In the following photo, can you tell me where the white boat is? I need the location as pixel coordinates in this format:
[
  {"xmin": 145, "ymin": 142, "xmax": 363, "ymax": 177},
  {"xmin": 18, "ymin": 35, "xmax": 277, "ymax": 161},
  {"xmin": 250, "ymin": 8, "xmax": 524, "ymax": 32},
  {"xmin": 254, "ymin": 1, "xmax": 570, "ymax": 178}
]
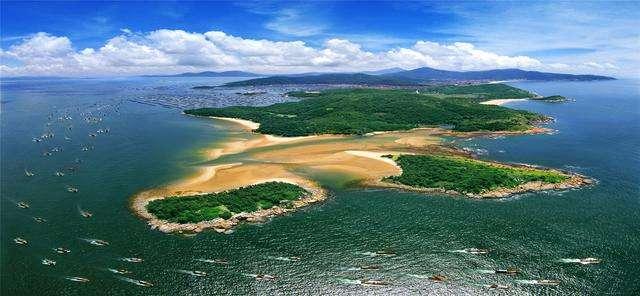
[
  {"xmin": 88, "ymin": 239, "xmax": 109, "ymax": 246},
  {"xmin": 14, "ymin": 237, "xmax": 28, "ymax": 245},
  {"xmin": 254, "ymin": 274, "xmax": 276, "ymax": 280},
  {"xmin": 54, "ymin": 247, "xmax": 71, "ymax": 254},
  {"xmin": 55, "ymin": 171, "xmax": 65, "ymax": 177},
  {"xmin": 465, "ymin": 248, "xmax": 490, "ymax": 254},
  {"xmin": 67, "ymin": 186, "xmax": 79, "ymax": 193},
  {"xmin": 107, "ymin": 268, "xmax": 131, "ymax": 274},
  {"xmin": 80, "ymin": 211, "xmax": 93, "ymax": 218},
  {"xmin": 25, "ymin": 170, "xmax": 35, "ymax": 177},
  {"xmin": 495, "ymin": 268, "xmax": 519, "ymax": 275},
  {"xmin": 42, "ymin": 259, "xmax": 56, "ymax": 266},
  {"xmin": 361, "ymin": 279, "xmax": 388, "ymax": 286},
  {"xmin": 121, "ymin": 257, "xmax": 143, "ymax": 263},
  {"xmin": 17, "ymin": 201, "xmax": 30, "ymax": 209},
  {"xmin": 579, "ymin": 257, "xmax": 601, "ymax": 265},
  {"xmin": 535, "ymin": 279, "xmax": 561, "ymax": 286},
  {"xmin": 33, "ymin": 217, "xmax": 47, "ymax": 223},
  {"xmin": 487, "ymin": 284, "xmax": 509, "ymax": 289},
  {"xmin": 65, "ymin": 276, "xmax": 90, "ymax": 283}
]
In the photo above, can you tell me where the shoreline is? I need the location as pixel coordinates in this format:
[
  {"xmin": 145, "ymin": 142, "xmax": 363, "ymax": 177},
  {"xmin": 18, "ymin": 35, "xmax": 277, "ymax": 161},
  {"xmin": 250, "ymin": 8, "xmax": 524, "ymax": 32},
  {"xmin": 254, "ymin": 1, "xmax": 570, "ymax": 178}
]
[
  {"xmin": 480, "ymin": 98, "xmax": 528, "ymax": 105},
  {"xmin": 131, "ymin": 116, "xmax": 590, "ymax": 234}
]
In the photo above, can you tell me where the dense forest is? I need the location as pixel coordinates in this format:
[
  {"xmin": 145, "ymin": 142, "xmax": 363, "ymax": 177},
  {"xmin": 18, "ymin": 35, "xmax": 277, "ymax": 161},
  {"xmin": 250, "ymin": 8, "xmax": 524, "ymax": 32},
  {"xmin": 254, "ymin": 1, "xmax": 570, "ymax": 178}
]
[
  {"xmin": 185, "ymin": 86, "xmax": 547, "ymax": 136},
  {"xmin": 146, "ymin": 182, "xmax": 307, "ymax": 223},
  {"xmin": 421, "ymin": 83, "xmax": 534, "ymax": 100},
  {"xmin": 384, "ymin": 154, "xmax": 568, "ymax": 194},
  {"xmin": 530, "ymin": 95, "xmax": 567, "ymax": 102}
]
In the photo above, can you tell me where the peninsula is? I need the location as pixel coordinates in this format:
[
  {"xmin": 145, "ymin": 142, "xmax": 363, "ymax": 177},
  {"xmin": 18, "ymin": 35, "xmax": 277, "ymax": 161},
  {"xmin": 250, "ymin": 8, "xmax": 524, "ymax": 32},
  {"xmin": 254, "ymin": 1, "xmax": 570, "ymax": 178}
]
[{"xmin": 132, "ymin": 84, "xmax": 592, "ymax": 233}]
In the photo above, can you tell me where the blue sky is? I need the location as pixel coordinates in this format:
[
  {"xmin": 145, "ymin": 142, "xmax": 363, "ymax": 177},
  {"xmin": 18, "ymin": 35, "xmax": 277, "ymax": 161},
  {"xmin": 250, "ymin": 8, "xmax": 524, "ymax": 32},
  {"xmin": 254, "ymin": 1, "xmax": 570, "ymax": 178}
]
[{"xmin": 1, "ymin": 1, "xmax": 638, "ymax": 77}]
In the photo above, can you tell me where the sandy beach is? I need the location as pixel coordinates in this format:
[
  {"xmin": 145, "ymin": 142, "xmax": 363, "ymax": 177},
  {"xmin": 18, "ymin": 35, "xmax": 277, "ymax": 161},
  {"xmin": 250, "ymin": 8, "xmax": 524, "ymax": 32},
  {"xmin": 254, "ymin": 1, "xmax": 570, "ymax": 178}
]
[{"xmin": 480, "ymin": 98, "xmax": 528, "ymax": 105}]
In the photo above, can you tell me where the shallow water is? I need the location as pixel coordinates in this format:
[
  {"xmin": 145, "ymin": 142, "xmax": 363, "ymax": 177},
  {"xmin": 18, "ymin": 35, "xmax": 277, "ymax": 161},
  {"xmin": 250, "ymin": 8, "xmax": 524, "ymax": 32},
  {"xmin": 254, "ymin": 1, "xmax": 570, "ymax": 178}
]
[{"xmin": 1, "ymin": 78, "xmax": 639, "ymax": 295}]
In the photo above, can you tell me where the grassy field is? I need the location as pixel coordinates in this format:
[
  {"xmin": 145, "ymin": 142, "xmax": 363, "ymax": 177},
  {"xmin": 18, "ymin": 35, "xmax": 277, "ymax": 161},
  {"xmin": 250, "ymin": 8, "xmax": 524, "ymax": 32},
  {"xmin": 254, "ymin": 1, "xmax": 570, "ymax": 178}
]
[
  {"xmin": 185, "ymin": 85, "xmax": 546, "ymax": 136},
  {"xmin": 384, "ymin": 154, "xmax": 568, "ymax": 194},
  {"xmin": 146, "ymin": 182, "xmax": 307, "ymax": 223}
]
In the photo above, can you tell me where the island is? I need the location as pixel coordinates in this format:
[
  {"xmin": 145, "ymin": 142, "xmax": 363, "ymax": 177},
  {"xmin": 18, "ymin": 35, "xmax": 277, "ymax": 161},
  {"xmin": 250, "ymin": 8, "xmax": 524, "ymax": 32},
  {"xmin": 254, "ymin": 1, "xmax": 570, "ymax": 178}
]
[
  {"xmin": 531, "ymin": 95, "xmax": 569, "ymax": 102},
  {"xmin": 131, "ymin": 83, "xmax": 592, "ymax": 233}
]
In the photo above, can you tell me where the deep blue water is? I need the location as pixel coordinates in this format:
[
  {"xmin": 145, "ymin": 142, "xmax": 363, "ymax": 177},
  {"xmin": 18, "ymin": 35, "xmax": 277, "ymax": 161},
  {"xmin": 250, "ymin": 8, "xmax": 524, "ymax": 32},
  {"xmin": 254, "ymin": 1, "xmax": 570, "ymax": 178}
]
[{"xmin": 1, "ymin": 78, "xmax": 638, "ymax": 295}]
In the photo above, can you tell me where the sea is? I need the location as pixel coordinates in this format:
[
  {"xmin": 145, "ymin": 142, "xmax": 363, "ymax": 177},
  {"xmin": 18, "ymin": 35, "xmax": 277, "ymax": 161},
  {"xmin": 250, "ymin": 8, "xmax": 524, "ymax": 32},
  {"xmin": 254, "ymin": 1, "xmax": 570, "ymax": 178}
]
[{"xmin": 1, "ymin": 77, "xmax": 638, "ymax": 295}]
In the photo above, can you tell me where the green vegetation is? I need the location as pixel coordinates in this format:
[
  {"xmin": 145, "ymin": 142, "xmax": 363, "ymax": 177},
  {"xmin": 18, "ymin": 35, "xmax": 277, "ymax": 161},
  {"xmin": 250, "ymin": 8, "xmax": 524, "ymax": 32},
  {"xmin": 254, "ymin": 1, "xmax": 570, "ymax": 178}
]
[
  {"xmin": 146, "ymin": 182, "xmax": 307, "ymax": 223},
  {"xmin": 384, "ymin": 154, "xmax": 569, "ymax": 194},
  {"xmin": 531, "ymin": 95, "xmax": 567, "ymax": 102},
  {"xmin": 185, "ymin": 86, "xmax": 547, "ymax": 136},
  {"xmin": 421, "ymin": 84, "xmax": 534, "ymax": 100},
  {"xmin": 224, "ymin": 73, "xmax": 418, "ymax": 87}
]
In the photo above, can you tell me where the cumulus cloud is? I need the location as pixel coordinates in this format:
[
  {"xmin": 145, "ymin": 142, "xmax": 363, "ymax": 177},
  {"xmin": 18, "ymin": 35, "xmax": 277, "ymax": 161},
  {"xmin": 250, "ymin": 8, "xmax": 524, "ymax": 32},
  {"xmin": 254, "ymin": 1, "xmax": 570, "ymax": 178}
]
[{"xmin": 0, "ymin": 29, "xmax": 567, "ymax": 77}]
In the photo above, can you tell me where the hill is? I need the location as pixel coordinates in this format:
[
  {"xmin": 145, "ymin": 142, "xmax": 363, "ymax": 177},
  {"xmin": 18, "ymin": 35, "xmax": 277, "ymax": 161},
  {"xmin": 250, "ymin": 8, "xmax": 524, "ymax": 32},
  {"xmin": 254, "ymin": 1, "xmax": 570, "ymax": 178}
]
[
  {"xmin": 385, "ymin": 67, "xmax": 614, "ymax": 82},
  {"xmin": 223, "ymin": 73, "xmax": 418, "ymax": 87},
  {"xmin": 144, "ymin": 71, "xmax": 262, "ymax": 77},
  {"xmin": 184, "ymin": 85, "xmax": 547, "ymax": 136}
]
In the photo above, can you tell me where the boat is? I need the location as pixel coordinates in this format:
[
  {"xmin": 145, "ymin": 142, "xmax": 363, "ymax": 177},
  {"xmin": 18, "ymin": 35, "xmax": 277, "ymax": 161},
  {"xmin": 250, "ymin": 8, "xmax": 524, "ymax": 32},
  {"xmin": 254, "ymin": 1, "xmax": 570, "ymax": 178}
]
[
  {"xmin": 65, "ymin": 276, "xmax": 90, "ymax": 283},
  {"xmin": 375, "ymin": 249, "xmax": 397, "ymax": 256},
  {"xmin": 289, "ymin": 256, "xmax": 301, "ymax": 261},
  {"xmin": 88, "ymin": 239, "xmax": 109, "ymax": 246},
  {"xmin": 80, "ymin": 211, "xmax": 93, "ymax": 218},
  {"xmin": 17, "ymin": 201, "xmax": 30, "ymax": 209},
  {"xmin": 579, "ymin": 257, "xmax": 601, "ymax": 265},
  {"xmin": 255, "ymin": 274, "xmax": 276, "ymax": 280},
  {"xmin": 487, "ymin": 284, "xmax": 509, "ymax": 289},
  {"xmin": 107, "ymin": 268, "xmax": 131, "ymax": 274},
  {"xmin": 14, "ymin": 237, "xmax": 28, "ymax": 245},
  {"xmin": 131, "ymin": 279, "xmax": 153, "ymax": 287},
  {"xmin": 66, "ymin": 186, "xmax": 79, "ymax": 193},
  {"xmin": 495, "ymin": 268, "xmax": 519, "ymax": 275},
  {"xmin": 535, "ymin": 279, "xmax": 561, "ymax": 286},
  {"xmin": 54, "ymin": 247, "xmax": 71, "ymax": 254},
  {"xmin": 360, "ymin": 265, "xmax": 381, "ymax": 270},
  {"xmin": 33, "ymin": 217, "xmax": 47, "ymax": 223},
  {"xmin": 429, "ymin": 274, "xmax": 447, "ymax": 282},
  {"xmin": 41, "ymin": 258, "xmax": 56, "ymax": 266},
  {"xmin": 89, "ymin": 133, "xmax": 96, "ymax": 137},
  {"xmin": 192, "ymin": 271, "xmax": 207, "ymax": 277},
  {"xmin": 465, "ymin": 248, "xmax": 490, "ymax": 254},
  {"xmin": 361, "ymin": 279, "xmax": 389, "ymax": 286},
  {"xmin": 213, "ymin": 259, "xmax": 229, "ymax": 265},
  {"xmin": 122, "ymin": 257, "xmax": 143, "ymax": 263},
  {"xmin": 25, "ymin": 170, "xmax": 35, "ymax": 177},
  {"xmin": 55, "ymin": 171, "xmax": 65, "ymax": 177}
]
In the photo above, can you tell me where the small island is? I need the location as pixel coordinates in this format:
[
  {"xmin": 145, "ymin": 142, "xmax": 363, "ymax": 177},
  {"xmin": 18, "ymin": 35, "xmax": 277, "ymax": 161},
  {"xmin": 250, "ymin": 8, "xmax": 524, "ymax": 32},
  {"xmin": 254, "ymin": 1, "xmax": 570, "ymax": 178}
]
[
  {"xmin": 132, "ymin": 83, "xmax": 592, "ymax": 233},
  {"xmin": 531, "ymin": 95, "xmax": 569, "ymax": 102}
]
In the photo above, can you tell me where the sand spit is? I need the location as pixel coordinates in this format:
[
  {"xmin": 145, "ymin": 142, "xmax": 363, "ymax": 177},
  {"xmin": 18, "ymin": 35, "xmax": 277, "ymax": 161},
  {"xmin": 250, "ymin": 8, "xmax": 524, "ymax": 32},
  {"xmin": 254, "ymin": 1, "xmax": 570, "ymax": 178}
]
[
  {"xmin": 132, "ymin": 116, "xmax": 591, "ymax": 234},
  {"xmin": 480, "ymin": 99, "xmax": 529, "ymax": 106},
  {"xmin": 210, "ymin": 117, "xmax": 260, "ymax": 131}
]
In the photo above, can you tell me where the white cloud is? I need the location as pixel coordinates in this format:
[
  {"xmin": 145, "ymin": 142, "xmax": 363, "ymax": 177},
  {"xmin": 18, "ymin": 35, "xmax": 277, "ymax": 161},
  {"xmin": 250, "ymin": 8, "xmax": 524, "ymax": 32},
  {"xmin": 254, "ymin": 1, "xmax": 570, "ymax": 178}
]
[
  {"xmin": 264, "ymin": 8, "xmax": 326, "ymax": 37},
  {"xmin": 0, "ymin": 29, "xmax": 617, "ymax": 77}
]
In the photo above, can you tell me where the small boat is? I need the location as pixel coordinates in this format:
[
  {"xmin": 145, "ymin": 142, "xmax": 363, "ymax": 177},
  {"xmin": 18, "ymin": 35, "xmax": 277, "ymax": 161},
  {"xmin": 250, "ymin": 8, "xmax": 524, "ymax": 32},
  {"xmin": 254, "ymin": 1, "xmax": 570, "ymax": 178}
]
[
  {"xmin": 32, "ymin": 137, "xmax": 42, "ymax": 142},
  {"xmin": 80, "ymin": 211, "xmax": 93, "ymax": 218},
  {"xmin": 65, "ymin": 276, "xmax": 90, "ymax": 283},
  {"xmin": 487, "ymin": 284, "xmax": 509, "ymax": 290},
  {"xmin": 213, "ymin": 259, "xmax": 229, "ymax": 265},
  {"xmin": 579, "ymin": 257, "xmax": 601, "ymax": 265},
  {"xmin": 360, "ymin": 265, "xmax": 381, "ymax": 270},
  {"xmin": 495, "ymin": 268, "xmax": 519, "ymax": 275},
  {"xmin": 375, "ymin": 249, "xmax": 397, "ymax": 256},
  {"xmin": 131, "ymin": 279, "xmax": 153, "ymax": 287},
  {"xmin": 42, "ymin": 151, "xmax": 52, "ymax": 156},
  {"xmin": 535, "ymin": 279, "xmax": 561, "ymax": 286},
  {"xmin": 121, "ymin": 257, "xmax": 143, "ymax": 263},
  {"xmin": 81, "ymin": 146, "xmax": 89, "ymax": 151},
  {"xmin": 361, "ymin": 279, "xmax": 389, "ymax": 286},
  {"xmin": 107, "ymin": 268, "xmax": 131, "ymax": 274},
  {"xmin": 14, "ymin": 237, "xmax": 28, "ymax": 245},
  {"xmin": 88, "ymin": 239, "xmax": 109, "ymax": 246},
  {"xmin": 33, "ymin": 217, "xmax": 47, "ymax": 223},
  {"xmin": 55, "ymin": 171, "xmax": 65, "ymax": 177},
  {"xmin": 66, "ymin": 186, "xmax": 79, "ymax": 193},
  {"xmin": 25, "ymin": 170, "xmax": 35, "ymax": 177},
  {"xmin": 289, "ymin": 256, "xmax": 301, "ymax": 261},
  {"xmin": 192, "ymin": 271, "xmax": 207, "ymax": 277},
  {"xmin": 255, "ymin": 274, "xmax": 276, "ymax": 280},
  {"xmin": 89, "ymin": 133, "xmax": 97, "ymax": 137},
  {"xmin": 54, "ymin": 247, "xmax": 71, "ymax": 254},
  {"xmin": 429, "ymin": 274, "xmax": 447, "ymax": 282},
  {"xmin": 465, "ymin": 248, "xmax": 490, "ymax": 254},
  {"xmin": 17, "ymin": 201, "xmax": 30, "ymax": 209},
  {"xmin": 42, "ymin": 258, "xmax": 57, "ymax": 266}
]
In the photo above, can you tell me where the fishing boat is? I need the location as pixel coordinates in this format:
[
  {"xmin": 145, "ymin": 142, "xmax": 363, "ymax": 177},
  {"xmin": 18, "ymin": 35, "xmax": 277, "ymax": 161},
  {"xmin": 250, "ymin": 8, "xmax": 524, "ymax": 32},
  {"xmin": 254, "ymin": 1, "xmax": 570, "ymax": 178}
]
[
  {"xmin": 55, "ymin": 171, "xmax": 65, "ymax": 177},
  {"xmin": 122, "ymin": 257, "xmax": 143, "ymax": 263},
  {"xmin": 17, "ymin": 201, "xmax": 30, "ymax": 209},
  {"xmin": 535, "ymin": 279, "xmax": 561, "ymax": 286},
  {"xmin": 66, "ymin": 186, "xmax": 79, "ymax": 193},
  {"xmin": 25, "ymin": 170, "xmax": 35, "ymax": 177},
  {"xmin": 131, "ymin": 279, "xmax": 153, "ymax": 287},
  {"xmin": 465, "ymin": 248, "xmax": 490, "ymax": 254},
  {"xmin": 495, "ymin": 268, "xmax": 519, "ymax": 275},
  {"xmin": 65, "ymin": 276, "xmax": 90, "ymax": 283},
  {"xmin": 107, "ymin": 268, "xmax": 131, "ymax": 274},
  {"xmin": 487, "ymin": 284, "xmax": 509, "ymax": 289},
  {"xmin": 579, "ymin": 257, "xmax": 601, "ymax": 265},
  {"xmin": 192, "ymin": 271, "xmax": 207, "ymax": 277},
  {"xmin": 429, "ymin": 274, "xmax": 447, "ymax": 282},
  {"xmin": 375, "ymin": 249, "xmax": 397, "ymax": 256},
  {"xmin": 80, "ymin": 211, "xmax": 93, "ymax": 218},
  {"xmin": 41, "ymin": 259, "xmax": 56, "ymax": 266},
  {"xmin": 54, "ymin": 247, "xmax": 71, "ymax": 254},
  {"xmin": 360, "ymin": 265, "xmax": 381, "ymax": 270},
  {"xmin": 14, "ymin": 237, "xmax": 28, "ymax": 245},
  {"xmin": 88, "ymin": 239, "xmax": 109, "ymax": 246},
  {"xmin": 33, "ymin": 217, "xmax": 47, "ymax": 223},
  {"xmin": 255, "ymin": 274, "xmax": 276, "ymax": 280},
  {"xmin": 361, "ymin": 279, "xmax": 389, "ymax": 286}
]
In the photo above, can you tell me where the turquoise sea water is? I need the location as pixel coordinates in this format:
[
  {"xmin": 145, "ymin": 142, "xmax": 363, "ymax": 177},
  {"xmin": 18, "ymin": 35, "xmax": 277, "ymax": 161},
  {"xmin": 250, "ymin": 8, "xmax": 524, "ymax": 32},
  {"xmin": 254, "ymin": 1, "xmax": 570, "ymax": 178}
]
[{"xmin": 1, "ymin": 78, "xmax": 638, "ymax": 295}]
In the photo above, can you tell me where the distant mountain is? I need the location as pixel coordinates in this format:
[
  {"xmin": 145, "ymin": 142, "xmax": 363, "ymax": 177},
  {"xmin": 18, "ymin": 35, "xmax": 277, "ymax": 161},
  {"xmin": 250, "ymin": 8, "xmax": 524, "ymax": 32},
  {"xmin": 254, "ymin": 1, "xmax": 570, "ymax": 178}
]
[
  {"xmin": 384, "ymin": 67, "xmax": 615, "ymax": 81},
  {"xmin": 145, "ymin": 71, "xmax": 263, "ymax": 77},
  {"xmin": 362, "ymin": 67, "xmax": 406, "ymax": 75},
  {"xmin": 224, "ymin": 73, "xmax": 418, "ymax": 87}
]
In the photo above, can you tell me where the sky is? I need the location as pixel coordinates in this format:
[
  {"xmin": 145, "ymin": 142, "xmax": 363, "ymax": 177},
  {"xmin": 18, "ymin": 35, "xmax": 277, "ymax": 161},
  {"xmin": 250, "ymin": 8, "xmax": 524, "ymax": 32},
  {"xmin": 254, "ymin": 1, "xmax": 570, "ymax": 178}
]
[{"xmin": 1, "ymin": 1, "xmax": 638, "ymax": 77}]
